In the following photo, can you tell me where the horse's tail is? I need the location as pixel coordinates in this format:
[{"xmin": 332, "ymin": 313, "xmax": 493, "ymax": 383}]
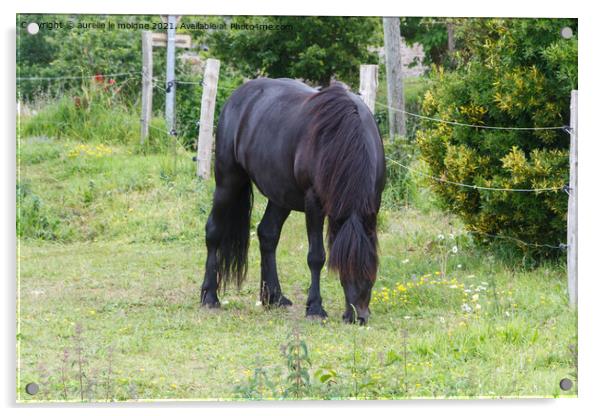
[{"xmin": 216, "ymin": 181, "xmax": 253, "ymax": 292}]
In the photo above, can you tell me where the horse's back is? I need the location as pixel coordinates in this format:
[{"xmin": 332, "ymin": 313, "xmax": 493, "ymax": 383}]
[{"xmin": 215, "ymin": 78, "xmax": 316, "ymax": 210}]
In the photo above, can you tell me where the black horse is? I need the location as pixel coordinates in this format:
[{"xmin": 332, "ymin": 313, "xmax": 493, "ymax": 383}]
[{"xmin": 200, "ymin": 78, "xmax": 385, "ymax": 324}]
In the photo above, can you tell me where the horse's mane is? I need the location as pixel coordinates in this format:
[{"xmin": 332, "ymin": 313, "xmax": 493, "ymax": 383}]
[{"xmin": 307, "ymin": 83, "xmax": 377, "ymax": 220}]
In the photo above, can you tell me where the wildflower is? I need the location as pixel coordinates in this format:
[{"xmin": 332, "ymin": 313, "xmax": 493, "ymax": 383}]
[
  {"xmin": 221, "ymin": 300, "xmax": 229, "ymax": 305},
  {"xmin": 472, "ymin": 294, "xmax": 479, "ymax": 301},
  {"xmin": 461, "ymin": 303, "xmax": 472, "ymax": 313},
  {"xmin": 402, "ymin": 259, "xmax": 410, "ymax": 264},
  {"xmin": 451, "ymin": 246, "xmax": 458, "ymax": 254},
  {"xmin": 437, "ymin": 234, "xmax": 445, "ymax": 241},
  {"xmin": 449, "ymin": 233, "xmax": 455, "ymax": 240},
  {"xmin": 404, "ymin": 315, "xmax": 412, "ymax": 320},
  {"xmin": 255, "ymin": 301, "xmax": 262, "ymax": 306},
  {"xmin": 474, "ymin": 304, "xmax": 482, "ymax": 311},
  {"xmin": 457, "ymin": 264, "xmax": 462, "ymax": 269}
]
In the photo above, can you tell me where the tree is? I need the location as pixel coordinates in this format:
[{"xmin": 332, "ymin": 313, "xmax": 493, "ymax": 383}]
[
  {"xmin": 416, "ymin": 18, "xmax": 577, "ymax": 258},
  {"xmin": 399, "ymin": 17, "xmax": 450, "ymax": 67},
  {"xmin": 208, "ymin": 16, "xmax": 380, "ymax": 88}
]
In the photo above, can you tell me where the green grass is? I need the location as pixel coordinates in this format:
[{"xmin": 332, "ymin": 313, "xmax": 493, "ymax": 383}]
[{"xmin": 17, "ymin": 132, "xmax": 577, "ymax": 401}]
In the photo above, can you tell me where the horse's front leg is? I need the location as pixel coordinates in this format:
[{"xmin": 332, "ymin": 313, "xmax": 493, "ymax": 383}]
[
  {"xmin": 304, "ymin": 190, "xmax": 328, "ymax": 319},
  {"xmin": 258, "ymin": 201, "xmax": 292, "ymax": 307}
]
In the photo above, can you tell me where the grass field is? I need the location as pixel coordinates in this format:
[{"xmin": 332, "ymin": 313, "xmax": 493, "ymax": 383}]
[{"xmin": 17, "ymin": 136, "xmax": 578, "ymax": 401}]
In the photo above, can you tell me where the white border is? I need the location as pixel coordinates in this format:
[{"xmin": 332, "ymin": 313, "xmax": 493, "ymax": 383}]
[{"xmin": 3, "ymin": 1, "xmax": 600, "ymax": 415}]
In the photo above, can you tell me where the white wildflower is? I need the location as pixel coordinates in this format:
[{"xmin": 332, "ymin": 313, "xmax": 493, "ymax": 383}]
[
  {"xmin": 402, "ymin": 259, "xmax": 410, "ymax": 264},
  {"xmin": 255, "ymin": 301, "xmax": 262, "ymax": 306},
  {"xmin": 437, "ymin": 234, "xmax": 445, "ymax": 241},
  {"xmin": 461, "ymin": 303, "xmax": 472, "ymax": 313},
  {"xmin": 451, "ymin": 246, "xmax": 458, "ymax": 254}
]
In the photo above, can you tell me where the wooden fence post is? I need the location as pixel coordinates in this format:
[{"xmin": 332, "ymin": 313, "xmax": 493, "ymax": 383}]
[
  {"xmin": 140, "ymin": 31, "xmax": 153, "ymax": 145},
  {"xmin": 165, "ymin": 15, "xmax": 177, "ymax": 134},
  {"xmin": 196, "ymin": 58, "xmax": 221, "ymax": 179},
  {"xmin": 567, "ymin": 90, "xmax": 578, "ymax": 307},
  {"xmin": 382, "ymin": 17, "xmax": 406, "ymax": 139},
  {"xmin": 359, "ymin": 64, "xmax": 378, "ymax": 114}
]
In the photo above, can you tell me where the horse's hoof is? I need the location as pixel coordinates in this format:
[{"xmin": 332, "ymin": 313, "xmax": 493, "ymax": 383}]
[
  {"xmin": 276, "ymin": 295, "xmax": 293, "ymax": 307},
  {"xmin": 201, "ymin": 292, "xmax": 220, "ymax": 308},
  {"xmin": 306, "ymin": 306, "xmax": 328, "ymax": 319}
]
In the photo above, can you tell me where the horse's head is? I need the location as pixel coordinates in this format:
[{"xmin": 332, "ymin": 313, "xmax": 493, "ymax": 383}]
[{"xmin": 328, "ymin": 212, "xmax": 378, "ymax": 325}]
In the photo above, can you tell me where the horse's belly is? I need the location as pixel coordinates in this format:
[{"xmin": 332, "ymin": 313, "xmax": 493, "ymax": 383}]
[{"xmin": 248, "ymin": 168, "xmax": 306, "ymax": 212}]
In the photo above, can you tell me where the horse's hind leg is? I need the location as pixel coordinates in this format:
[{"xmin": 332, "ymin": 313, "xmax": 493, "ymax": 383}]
[{"xmin": 258, "ymin": 201, "xmax": 292, "ymax": 306}]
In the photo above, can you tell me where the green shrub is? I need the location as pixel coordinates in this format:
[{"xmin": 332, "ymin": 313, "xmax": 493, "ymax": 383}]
[{"xmin": 416, "ymin": 18, "xmax": 577, "ymax": 258}]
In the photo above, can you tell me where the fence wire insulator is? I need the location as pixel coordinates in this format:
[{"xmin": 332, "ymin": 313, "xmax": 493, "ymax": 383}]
[
  {"xmin": 192, "ymin": 156, "xmax": 197, "ymax": 162},
  {"xmin": 563, "ymin": 125, "xmax": 573, "ymax": 134},
  {"xmin": 169, "ymin": 129, "xmax": 177, "ymax": 136},
  {"xmin": 563, "ymin": 184, "xmax": 571, "ymax": 195},
  {"xmin": 559, "ymin": 243, "xmax": 568, "ymax": 251},
  {"xmin": 166, "ymin": 80, "xmax": 174, "ymax": 93}
]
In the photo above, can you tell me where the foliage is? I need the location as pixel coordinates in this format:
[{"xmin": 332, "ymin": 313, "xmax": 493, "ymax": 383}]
[
  {"xmin": 399, "ymin": 17, "xmax": 451, "ymax": 67},
  {"xmin": 17, "ymin": 14, "xmax": 249, "ymax": 150},
  {"xmin": 282, "ymin": 329, "xmax": 312, "ymax": 398},
  {"xmin": 416, "ymin": 18, "xmax": 577, "ymax": 258},
  {"xmin": 17, "ymin": 15, "xmax": 150, "ymax": 101},
  {"xmin": 208, "ymin": 16, "xmax": 380, "ymax": 88},
  {"xmin": 382, "ymin": 140, "xmax": 415, "ymax": 209}
]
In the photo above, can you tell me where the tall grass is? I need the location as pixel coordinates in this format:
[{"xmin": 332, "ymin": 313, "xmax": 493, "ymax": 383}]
[{"xmin": 20, "ymin": 80, "xmax": 169, "ymax": 152}]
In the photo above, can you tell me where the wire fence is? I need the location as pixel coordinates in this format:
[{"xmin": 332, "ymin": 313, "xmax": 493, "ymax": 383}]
[
  {"xmin": 17, "ymin": 69, "xmax": 571, "ymax": 252},
  {"xmin": 385, "ymin": 156, "xmax": 564, "ymax": 193},
  {"xmin": 16, "ymin": 72, "xmax": 140, "ymax": 82},
  {"xmin": 375, "ymin": 101, "xmax": 569, "ymax": 132}
]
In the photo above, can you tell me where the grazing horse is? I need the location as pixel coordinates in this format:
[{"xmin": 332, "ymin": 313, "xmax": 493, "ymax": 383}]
[{"xmin": 200, "ymin": 78, "xmax": 385, "ymax": 324}]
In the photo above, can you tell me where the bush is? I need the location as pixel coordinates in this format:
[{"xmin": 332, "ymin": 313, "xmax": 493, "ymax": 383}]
[{"xmin": 416, "ymin": 18, "xmax": 577, "ymax": 258}]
